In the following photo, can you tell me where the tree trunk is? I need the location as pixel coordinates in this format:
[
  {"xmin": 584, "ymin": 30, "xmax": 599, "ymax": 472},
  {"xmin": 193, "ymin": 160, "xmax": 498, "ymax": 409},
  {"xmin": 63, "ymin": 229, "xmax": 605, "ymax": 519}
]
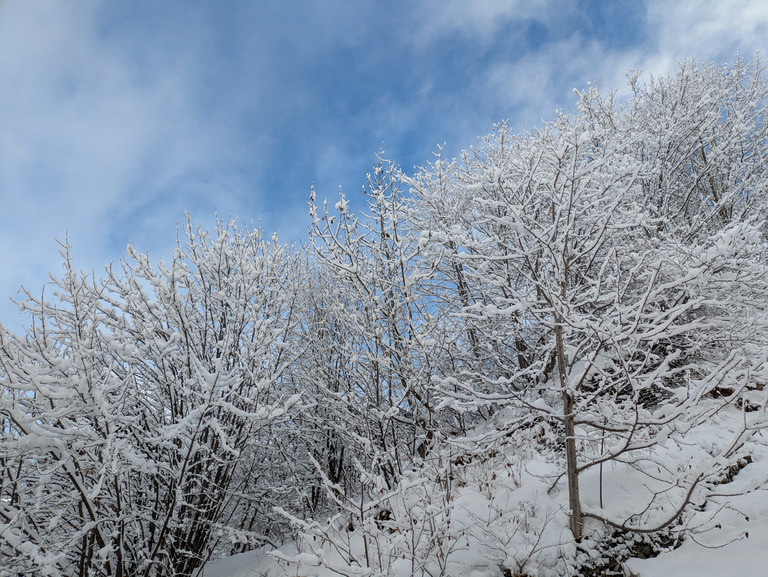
[{"xmin": 555, "ymin": 320, "xmax": 582, "ymax": 540}]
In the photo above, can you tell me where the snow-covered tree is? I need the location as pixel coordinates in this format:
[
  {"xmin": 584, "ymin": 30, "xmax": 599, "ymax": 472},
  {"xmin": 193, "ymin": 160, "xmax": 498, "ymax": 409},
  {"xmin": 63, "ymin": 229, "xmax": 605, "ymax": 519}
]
[
  {"xmin": 303, "ymin": 156, "xmax": 441, "ymax": 498},
  {"xmin": 0, "ymin": 220, "xmax": 305, "ymax": 576},
  {"xmin": 409, "ymin": 57, "xmax": 768, "ymax": 541},
  {"xmin": 1, "ymin": 56, "xmax": 767, "ymax": 577}
]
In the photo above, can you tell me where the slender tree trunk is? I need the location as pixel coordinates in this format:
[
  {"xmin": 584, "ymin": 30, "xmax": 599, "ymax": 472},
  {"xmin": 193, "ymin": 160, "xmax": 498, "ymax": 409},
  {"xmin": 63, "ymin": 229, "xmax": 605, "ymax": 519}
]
[{"xmin": 555, "ymin": 320, "xmax": 582, "ymax": 540}]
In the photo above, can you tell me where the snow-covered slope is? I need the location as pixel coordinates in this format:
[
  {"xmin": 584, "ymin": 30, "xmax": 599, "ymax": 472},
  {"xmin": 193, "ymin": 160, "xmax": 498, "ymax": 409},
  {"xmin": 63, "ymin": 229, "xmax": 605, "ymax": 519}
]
[
  {"xmin": 197, "ymin": 405, "xmax": 767, "ymax": 577},
  {"xmin": 624, "ymin": 437, "xmax": 768, "ymax": 577}
]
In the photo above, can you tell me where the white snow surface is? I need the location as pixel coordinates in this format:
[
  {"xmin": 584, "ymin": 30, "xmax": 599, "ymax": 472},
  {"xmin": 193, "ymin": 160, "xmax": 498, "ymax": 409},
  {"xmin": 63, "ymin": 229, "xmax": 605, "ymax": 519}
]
[
  {"xmin": 197, "ymin": 406, "xmax": 768, "ymax": 577},
  {"xmin": 624, "ymin": 434, "xmax": 768, "ymax": 577}
]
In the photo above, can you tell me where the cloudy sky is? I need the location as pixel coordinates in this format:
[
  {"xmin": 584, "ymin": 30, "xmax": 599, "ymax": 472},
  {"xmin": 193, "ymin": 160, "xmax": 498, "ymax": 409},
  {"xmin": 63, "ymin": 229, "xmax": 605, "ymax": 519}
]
[{"xmin": 1, "ymin": 0, "xmax": 767, "ymax": 329}]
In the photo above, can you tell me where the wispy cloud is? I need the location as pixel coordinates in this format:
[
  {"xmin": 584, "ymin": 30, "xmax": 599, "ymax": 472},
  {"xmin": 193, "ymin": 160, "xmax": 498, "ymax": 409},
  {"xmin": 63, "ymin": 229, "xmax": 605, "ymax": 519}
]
[
  {"xmin": 410, "ymin": 0, "xmax": 557, "ymax": 46},
  {"xmin": 0, "ymin": 1, "xmax": 268, "ymax": 315},
  {"xmin": 647, "ymin": 0, "xmax": 768, "ymax": 68}
]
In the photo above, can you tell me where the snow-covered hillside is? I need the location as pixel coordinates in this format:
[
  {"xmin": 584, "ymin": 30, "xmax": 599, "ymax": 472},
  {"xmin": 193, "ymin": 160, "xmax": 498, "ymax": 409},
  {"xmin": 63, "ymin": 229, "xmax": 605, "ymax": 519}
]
[{"xmin": 198, "ymin": 404, "xmax": 767, "ymax": 577}]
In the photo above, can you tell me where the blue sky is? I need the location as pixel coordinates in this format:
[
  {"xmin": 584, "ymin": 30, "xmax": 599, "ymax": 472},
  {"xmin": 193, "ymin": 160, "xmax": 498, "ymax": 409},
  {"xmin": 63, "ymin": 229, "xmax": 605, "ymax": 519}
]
[{"xmin": 1, "ymin": 0, "xmax": 767, "ymax": 329}]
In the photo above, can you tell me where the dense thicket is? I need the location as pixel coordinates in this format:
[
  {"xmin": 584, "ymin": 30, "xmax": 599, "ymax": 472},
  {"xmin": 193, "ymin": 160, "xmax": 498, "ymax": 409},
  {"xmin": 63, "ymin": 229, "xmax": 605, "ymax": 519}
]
[{"xmin": 1, "ymin": 58, "xmax": 767, "ymax": 576}]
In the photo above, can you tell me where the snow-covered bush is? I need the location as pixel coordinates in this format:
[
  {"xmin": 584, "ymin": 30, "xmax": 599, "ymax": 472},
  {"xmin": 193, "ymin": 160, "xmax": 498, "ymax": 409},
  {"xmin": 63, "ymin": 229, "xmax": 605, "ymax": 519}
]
[
  {"xmin": 0, "ymin": 220, "xmax": 305, "ymax": 576},
  {"xmin": 273, "ymin": 438, "xmax": 579, "ymax": 577}
]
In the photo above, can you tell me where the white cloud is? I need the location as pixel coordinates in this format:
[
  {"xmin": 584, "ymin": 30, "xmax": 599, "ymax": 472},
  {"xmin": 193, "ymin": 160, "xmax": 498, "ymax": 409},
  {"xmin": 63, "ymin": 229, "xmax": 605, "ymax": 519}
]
[
  {"xmin": 647, "ymin": 0, "xmax": 768, "ymax": 67},
  {"xmin": 411, "ymin": 0, "xmax": 556, "ymax": 46},
  {"xmin": 630, "ymin": 0, "xmax": 768, "ymax": 81},
  {"xmin": 0, "ymin": 1, "xmax": 273, "ymax": 328},
  {"xmin": 481, "ymin": 0, "xmax": 768, "ymax": 133},
  {"xmin": 485, "ymin": 35, "xmax": 643, "ymax": 130}
]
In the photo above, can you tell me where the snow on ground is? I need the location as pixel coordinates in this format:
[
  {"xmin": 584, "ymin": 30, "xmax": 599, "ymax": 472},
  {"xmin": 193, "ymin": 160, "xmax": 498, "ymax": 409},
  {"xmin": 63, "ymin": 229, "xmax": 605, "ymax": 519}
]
[
  {"xmin": 197, "ymin": 406, "xmax": 768, "ymax": 577},
  {"xmin": 624, "ymin": 430, "xmax": 768, "ymax": 577},
  {"xmin": 195, "ymin": 546, "xmax": 283, "ymax": 577},
  {"xmin": 624, "ymin": 487, "xmax": 768, "ymax": 577}
]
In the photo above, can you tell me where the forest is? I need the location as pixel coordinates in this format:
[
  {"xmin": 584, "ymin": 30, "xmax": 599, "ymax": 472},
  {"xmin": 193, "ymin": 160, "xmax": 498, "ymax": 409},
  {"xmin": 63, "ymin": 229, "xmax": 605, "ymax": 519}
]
[{"xmin": 1, "ymin": 58, "xmax": 767, "ymax": 577}]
